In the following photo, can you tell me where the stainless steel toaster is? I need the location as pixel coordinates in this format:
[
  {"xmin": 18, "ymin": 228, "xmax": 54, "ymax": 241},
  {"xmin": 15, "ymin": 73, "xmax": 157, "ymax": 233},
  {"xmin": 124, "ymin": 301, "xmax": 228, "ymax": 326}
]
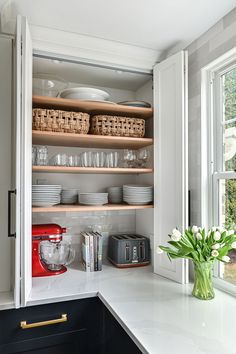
[{"xmin": 107, "ymin": 234, "xmax": 150, "ymax": 268}]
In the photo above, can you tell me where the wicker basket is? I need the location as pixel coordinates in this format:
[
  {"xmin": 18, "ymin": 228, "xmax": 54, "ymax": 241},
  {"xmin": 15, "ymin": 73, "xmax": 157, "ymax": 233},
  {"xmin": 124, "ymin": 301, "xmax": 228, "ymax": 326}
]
[
  {"xmin": 90, "ymin": 115, "xmax": 145, "ymax": 138},
  {"xmin": 32, "ymin": 108, "xmax": 90, "ymax": 134}
]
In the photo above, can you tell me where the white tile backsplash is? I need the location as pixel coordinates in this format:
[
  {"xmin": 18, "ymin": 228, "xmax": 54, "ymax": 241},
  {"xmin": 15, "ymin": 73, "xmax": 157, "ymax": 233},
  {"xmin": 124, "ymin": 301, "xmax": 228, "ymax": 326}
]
[
  {"xmin": 32, "ymin": 211, "xmax": 136, "ymax": 262},
  {"xmin": 186, "ymin": 8, "xmax": 236, "ymax": 226}
]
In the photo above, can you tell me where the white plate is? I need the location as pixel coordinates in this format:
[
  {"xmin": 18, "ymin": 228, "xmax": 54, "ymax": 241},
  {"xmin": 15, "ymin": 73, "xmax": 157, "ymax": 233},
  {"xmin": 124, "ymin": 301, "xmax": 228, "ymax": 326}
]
[
  {"xmin": 32, "ymin": 202, "xmax": 60, "ymax": 207},
  {"xmin": 79, "ymin": 194, "xmax": 107, "ymax": 196},
  {"xmin": 32, "ymin": 185, "xmax": 61, "ymax": 188},
  {"xmin": 117, "ymin": 100, "xmax": 151, "ymax": 108},
  {"xmin": 32, "ymin": 195, "xmax": 60, "ymax": 198},
  {"xmin": 60, "ymin": 87, "xmax": 110, "ymax": 101},
  {"xmin": 123, "ymin": 184, "xmax": 152, "ymax": 188},
  {"xmin": 124, "ymin": 201, "xmax": 151, "ymax": 205},
  {"xmin": 79, "ymin": 202, "xmax": 108, "ymax": 206},
  {"xmin": 81, "ymin": 100, "xmax": 116, "ymax": 105}
]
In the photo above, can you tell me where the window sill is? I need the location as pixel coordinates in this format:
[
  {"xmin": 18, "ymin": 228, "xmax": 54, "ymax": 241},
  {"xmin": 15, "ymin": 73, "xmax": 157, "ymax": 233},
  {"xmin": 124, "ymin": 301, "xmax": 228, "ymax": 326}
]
[{"xmin": 213, "ymin": 277, "xmax": 236, "ymax": 297}]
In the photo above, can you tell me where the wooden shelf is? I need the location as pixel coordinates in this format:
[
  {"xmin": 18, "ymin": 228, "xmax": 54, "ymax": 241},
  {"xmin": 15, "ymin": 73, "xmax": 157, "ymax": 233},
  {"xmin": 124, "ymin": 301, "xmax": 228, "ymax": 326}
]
[
  {"xmin": 32, "ymin": 130, "xmax": 153, "ymax": 149},
  {"xmin": 32, "ymin": 166, "xmax": 153, "ymax": 174},
  {"xmin": 32, "ymin": 204, "xmax": 154, "ymax": 213},
  {"xmin": 33, "ymin": 95, "xmax": 153, "ymax": 120}
]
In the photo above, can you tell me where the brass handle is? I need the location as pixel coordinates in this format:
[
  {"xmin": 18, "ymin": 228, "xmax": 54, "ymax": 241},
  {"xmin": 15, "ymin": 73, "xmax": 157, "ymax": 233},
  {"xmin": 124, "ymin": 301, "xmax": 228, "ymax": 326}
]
[{"xmin": 20, "ymin": 314, "xmax": 67, "ymax": 329}]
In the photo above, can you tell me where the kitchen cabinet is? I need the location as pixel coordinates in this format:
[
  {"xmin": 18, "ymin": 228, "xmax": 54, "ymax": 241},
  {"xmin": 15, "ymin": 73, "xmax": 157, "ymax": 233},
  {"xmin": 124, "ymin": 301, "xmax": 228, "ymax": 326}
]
[
  {"xmin": 101, "ymin": 304, "xmax": 142, "ymax": 354},
  {"xmin": 0, "ymin": 14, "xmax": 188, "ymax": 310},
  {"xmin": 0, "ymin": 297, "xmax": 141, "ymax": 354},
  {"xmin": 0, "ymin": 34, "xmax": 20, "ymax": 309}
]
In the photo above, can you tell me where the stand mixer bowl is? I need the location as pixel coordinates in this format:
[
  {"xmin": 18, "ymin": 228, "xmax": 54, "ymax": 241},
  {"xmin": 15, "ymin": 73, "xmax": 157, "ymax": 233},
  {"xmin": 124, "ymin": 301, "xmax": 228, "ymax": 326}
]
[{"xmin": 40, "ymin": 240, "xmax": 75, "ymax": 271}]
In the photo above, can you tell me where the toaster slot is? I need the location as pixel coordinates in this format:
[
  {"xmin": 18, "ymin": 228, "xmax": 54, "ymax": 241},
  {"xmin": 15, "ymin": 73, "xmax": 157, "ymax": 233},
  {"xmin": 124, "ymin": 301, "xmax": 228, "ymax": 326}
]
[
  {"xmin": 139, "ymin": 242, "xmax": 145, "ymax": 261},
  {"xmin": 125, "ymin": 243, "xmax": 130, "ymax": 261}
]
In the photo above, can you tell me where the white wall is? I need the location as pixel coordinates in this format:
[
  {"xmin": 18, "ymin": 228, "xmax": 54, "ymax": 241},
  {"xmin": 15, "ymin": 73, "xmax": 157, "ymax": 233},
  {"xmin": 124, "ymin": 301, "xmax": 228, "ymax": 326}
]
[{"xmin": 186, "ymin": 7, "xmax": 236, "ymax": 226}]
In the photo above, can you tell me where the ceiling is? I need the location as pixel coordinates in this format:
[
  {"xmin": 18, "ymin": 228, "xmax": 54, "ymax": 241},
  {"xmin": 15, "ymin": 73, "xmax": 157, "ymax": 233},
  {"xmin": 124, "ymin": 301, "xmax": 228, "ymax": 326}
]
[{"xmin": 1, "ymin": 0, "xmax": 236, "ymax": 52}]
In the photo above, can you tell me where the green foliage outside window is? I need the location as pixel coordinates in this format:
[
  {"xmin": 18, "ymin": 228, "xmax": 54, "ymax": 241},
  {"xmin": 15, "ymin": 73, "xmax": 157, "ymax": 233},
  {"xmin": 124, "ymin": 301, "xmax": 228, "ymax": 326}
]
[{"xmin": 224, "ymin": 68, "xmax": 236, "ymax": 228}]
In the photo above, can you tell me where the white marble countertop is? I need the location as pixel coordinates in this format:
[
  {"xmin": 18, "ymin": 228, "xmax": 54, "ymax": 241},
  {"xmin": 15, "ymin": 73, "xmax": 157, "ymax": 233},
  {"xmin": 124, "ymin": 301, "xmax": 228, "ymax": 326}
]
[{"xmin": 29, "ymin": 264, "xmax": 236, "ymax": 354}]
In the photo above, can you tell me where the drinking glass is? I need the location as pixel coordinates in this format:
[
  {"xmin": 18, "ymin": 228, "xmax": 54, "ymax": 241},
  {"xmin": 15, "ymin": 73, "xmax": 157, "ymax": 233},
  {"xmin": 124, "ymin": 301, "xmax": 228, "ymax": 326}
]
[
  {"xmin": 74, "ymin": 155, "xmax": 81, "ymax": 167},
  {"xmin": 36, "ymin": 146, "xmax": 48, "ymax": 166},
  {"xmin": 122, "ymin": 149, "xmax": 136, "ymax": 168},
  {"xmin": 81, "ymin": 151, "xmax": 93, "ymax": 167},
  {"xmin": 68, "ymin": 155, "xmax": 75, "ymax": 167},
  {"xmin": 61, "ymin": 154, "xmax": 68, "ymax": 166},
  {"xmin": 92, "ymin": 152, "xmax": 100, "ymax": 167},
  {"xmin": 32, "ymin": 146, "xmax": 37, "ymax": 165},
  {"xmin": 105, "ymin": 152, "xmax": 119, "ymax": 168},
  {"xmin": 99, "ymin": 152, "xmax": 106, "ymax": 167},
  {"xmin": 137, "ymin": 148, "xmax": 150, "ymax": 167}
]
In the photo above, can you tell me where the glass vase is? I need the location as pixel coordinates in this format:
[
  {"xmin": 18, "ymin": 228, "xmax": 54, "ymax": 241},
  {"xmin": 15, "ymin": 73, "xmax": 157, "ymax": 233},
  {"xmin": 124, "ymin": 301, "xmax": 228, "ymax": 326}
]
[{"xmin": 192, "ymin": 261, "xmax": 215, "ymax": 300}]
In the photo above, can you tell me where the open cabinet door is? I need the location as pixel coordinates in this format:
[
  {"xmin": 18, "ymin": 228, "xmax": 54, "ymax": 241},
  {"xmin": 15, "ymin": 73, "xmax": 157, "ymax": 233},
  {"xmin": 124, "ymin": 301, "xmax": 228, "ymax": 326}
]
[
  {"xmin": 15, "ymin": 15, "xmax": 32, "ymax": 307},
  {"xmin": 153, "ymin": 51, "xmax": 188, "ymax": 283}
]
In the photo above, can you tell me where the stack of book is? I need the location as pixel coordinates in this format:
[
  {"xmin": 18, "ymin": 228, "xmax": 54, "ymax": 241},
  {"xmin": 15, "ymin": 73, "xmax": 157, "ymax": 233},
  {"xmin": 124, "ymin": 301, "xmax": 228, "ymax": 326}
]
[{"xmin": 81, "ymin": 231, "xmax": 103, "ymax": 272}]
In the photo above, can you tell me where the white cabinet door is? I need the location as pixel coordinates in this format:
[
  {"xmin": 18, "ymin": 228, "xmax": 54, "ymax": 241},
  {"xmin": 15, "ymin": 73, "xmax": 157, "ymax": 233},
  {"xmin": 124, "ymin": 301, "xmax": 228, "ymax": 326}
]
[
  {"xmin": 153, "ymin": 51, "xmax": 188, "ymax": 284},
  {"xmin": 0, "ymin": 35, "xmax": 16, "ymax": 309},
  {"xmin": 15, "ymin": 15, "xmax": 32, "ymax": 306}
]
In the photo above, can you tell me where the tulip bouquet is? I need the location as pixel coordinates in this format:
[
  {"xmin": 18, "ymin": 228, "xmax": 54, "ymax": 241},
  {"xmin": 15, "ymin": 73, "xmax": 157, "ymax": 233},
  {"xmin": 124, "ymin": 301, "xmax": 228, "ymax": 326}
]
[{"xmin": 157, "ymin": 226, "xmax": 236, "ymax": 300}]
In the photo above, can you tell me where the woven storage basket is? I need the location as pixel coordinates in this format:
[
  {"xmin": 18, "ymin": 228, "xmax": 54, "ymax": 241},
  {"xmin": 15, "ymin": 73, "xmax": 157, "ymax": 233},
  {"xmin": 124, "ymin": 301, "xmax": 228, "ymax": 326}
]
[
  {"xmin": 90, "ymin": 115, "xmax": 145, "ymax": 138},
  {"xmin": 32, "ymin": 108, "xmax": 90, "ymax": 134}
]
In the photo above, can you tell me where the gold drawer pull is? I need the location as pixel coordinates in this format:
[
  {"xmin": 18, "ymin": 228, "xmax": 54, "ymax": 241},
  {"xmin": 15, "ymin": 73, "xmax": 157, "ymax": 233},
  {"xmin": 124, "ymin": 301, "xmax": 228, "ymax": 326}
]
[{"xmin": 20, "ymin": 314, "xmax": 67, "ymax": 329}]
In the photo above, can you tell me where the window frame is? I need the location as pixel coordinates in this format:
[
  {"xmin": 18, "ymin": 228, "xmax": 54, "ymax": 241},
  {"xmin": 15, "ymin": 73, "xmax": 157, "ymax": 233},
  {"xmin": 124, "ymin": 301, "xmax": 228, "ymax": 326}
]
[{"xmin": 201, "ymin": 47, "xmax": 236, "ymax": 296}]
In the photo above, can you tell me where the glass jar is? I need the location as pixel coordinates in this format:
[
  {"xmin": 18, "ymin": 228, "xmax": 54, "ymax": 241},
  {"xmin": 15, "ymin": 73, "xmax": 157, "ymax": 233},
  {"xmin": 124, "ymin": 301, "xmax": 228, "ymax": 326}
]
[{"xmin": 192, "ymin": 261, "xmax": 215, "ymax": 300}]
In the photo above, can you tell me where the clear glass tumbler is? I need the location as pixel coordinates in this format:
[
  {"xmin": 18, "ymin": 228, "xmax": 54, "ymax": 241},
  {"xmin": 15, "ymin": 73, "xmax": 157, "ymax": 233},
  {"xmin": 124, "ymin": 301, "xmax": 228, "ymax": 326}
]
[{"xmin": 36, "ymin": 146, "xmax": 48, "ymax": 166}]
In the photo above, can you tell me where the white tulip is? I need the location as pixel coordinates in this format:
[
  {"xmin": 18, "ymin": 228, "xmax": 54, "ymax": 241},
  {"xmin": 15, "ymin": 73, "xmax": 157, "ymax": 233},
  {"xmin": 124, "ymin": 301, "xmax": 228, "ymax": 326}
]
[
  {"xmin": 212, "ymin": 243, "xmax": 220, "ymax": 250},
  {"xmin": 231, "ymin": 241, "xmax": 236, "ymax": 249},
  {"xmin": 211, "ymin": 226, "xmax": 217, "ymax": 232},
  {"xmin": 196, "ymin": 233, "xmax": 202, "ymax": 240},
  {"xmin": 222, "ymin": 256, "xmax": 230, "ymax": 263},
  {"xmin": 213, "ymin": 231, "xmax": 221, "ymax": 241},
  {"xmin": 211, "ymin": 250, "xmax": 219, "ymax": 257},
  {"xmin": 217, "ymin": 227, "xmax": 225, "ymax": 234},
  {"xmin": 227, "ymin": 230, "xmax": 235, "ymax": 236},
  {"xmin": 192, "ymin": 225, "xmax": 199, "ymax": 234},
  {"xmin": 171, "ymin": 229, "xmax": 182, "ymax": 242},
  {"xmin": 156, "ymin": 246, "xmax": 163, "ymax": 254}
]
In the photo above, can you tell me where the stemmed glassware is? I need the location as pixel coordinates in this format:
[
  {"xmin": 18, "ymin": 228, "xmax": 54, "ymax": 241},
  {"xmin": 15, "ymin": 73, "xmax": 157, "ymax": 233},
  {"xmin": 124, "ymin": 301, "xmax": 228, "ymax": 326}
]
[
  {"xmin": 122, "ymin": 148, "xmax": 150, "ymax": 168},
  {"xmin": 137, "ymin": 148, "xmax": 150, "ymax": 167}
]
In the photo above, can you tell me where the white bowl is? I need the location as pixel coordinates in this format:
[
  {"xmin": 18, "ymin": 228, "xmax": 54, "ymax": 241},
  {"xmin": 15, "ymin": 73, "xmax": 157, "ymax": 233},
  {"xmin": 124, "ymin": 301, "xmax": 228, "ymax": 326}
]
[
  {"xmin": 33, "ymin": 74, "xmax": 68, "ymax": 97},
  {"xmin": 60, "ymin": 87, "xmax": 110, "ymax": 101}
]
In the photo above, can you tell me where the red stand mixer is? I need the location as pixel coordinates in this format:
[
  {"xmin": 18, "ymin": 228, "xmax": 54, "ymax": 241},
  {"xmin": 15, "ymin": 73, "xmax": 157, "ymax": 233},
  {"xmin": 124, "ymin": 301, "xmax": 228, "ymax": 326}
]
[{"xmin": 32, "ymin": 224, "xmax": 74, "ymax": 277}]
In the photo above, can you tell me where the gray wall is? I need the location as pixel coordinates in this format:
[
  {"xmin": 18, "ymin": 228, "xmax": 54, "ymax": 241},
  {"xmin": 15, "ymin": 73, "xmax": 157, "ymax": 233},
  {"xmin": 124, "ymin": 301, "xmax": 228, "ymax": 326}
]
[{"xmin": 187, "ymin": 7, "xmax": 236, "ymax": 226}]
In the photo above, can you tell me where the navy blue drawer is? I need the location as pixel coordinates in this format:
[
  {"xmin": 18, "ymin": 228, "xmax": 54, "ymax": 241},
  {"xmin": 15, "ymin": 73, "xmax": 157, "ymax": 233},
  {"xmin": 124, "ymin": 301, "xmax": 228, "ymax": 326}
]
[{"xmin": 0, "ymin": 298, "xmax": 101, "ymax": 353}]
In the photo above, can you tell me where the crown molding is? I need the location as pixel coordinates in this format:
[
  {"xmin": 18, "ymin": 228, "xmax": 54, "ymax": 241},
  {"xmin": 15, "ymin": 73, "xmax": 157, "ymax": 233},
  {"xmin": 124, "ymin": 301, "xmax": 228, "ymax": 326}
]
[{"xmin": 30, "ymin": 25, "xmax": 161, "ymax": 71}]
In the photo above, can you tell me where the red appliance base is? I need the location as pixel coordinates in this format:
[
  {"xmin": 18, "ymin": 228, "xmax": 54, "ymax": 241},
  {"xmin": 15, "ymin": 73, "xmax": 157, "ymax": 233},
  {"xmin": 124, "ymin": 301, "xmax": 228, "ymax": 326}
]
[{"xmin": 32, "ymin": 265, "xmax": 67, "ymax": 277}]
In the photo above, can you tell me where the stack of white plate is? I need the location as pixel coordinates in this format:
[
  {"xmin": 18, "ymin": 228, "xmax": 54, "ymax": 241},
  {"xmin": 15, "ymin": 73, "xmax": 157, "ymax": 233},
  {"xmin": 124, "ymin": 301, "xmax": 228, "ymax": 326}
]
[
  {"xmin": 32, "ymin": 185, "xmax": 62, "ymax": 207},
  {"xmin": 107, "ymin": 187, "xmax": 123, "ymax": 204},
  {"xmin": 79, "ymin": 193, "xmax": 108, "ymax": 206},
  {"xmin": 61, "ymin": 189, "xmax": 78, "ymax": 204},
  {"xmin": 123, "ymin": 185, "xmax": 153, "ymax": 205}
]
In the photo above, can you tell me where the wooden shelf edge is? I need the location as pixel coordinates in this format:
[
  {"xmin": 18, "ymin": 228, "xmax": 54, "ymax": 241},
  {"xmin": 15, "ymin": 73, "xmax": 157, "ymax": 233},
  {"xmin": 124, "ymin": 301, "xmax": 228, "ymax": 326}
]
[
  {"xmin": 32, "ymin": 166, "xmax": 153, "ymax": 174},
  {"xmin": 33, "ymin": 95, "xmax": 153, "ymax": 119},
  {"xmin": 32, "ymin": 204, "xmax": 154, "ymax": 213},
  {"xmin": 32, "ymin": 130, "xmax": 153, "ymax": 149}
]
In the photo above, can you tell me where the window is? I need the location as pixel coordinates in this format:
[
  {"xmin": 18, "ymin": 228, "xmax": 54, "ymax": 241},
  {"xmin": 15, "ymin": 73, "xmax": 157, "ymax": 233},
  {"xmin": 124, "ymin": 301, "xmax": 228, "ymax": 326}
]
[{"xmin": 202, "ymin": 48, "xmax": 236, "ymax": 294}]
